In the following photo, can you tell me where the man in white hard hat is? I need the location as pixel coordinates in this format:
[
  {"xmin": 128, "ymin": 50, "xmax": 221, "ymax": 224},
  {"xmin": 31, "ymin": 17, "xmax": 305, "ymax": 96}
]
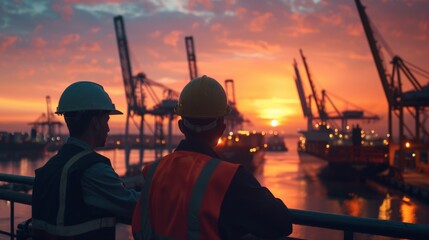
[
  {"xmin": 32, "ymin": 81, "xmax": 140, "ymax": 240},
  {"xmin": 131, "ymin": 75, "xmax": 292, "ymax": 239}
]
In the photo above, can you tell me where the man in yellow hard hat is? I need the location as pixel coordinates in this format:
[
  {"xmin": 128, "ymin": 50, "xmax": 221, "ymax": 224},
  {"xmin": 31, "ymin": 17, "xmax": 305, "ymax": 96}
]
[
  {"xmin": 32, "ymin": 81, "xmax": 140, "ymax": 240},
  {"xmin": 131, "ymin": 75, "xmax": 292, "ymax": 239}
]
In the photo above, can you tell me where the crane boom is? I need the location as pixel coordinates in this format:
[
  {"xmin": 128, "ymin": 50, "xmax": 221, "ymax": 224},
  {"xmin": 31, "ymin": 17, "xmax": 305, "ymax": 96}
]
[
  {"xmin": 300, "ymin": 49, "xmax": 327, "ymax": 120},
  {"xmin": 293, "ymin": 59, "xmax": 311, "ymax": 118},
  {"xmin": 185, "ymin": 36, "xmax": 198, "ymax": 81},
  {"xmin": 355, "ymin": 0, "xmax": 393, "ymax": 106},
  {"xmin": 114, "ymin": 16, "xmax": 138, "ymax": 110}
]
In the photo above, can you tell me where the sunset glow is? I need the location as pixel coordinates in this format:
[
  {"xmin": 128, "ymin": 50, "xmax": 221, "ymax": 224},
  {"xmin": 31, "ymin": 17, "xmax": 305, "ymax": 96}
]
[{"xmin": 0, "ymin": 0, "xmax": 428, "ymax": 135}]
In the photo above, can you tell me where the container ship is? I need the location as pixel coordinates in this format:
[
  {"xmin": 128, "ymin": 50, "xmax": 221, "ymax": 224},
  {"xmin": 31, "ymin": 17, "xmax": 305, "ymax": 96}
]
[
  {"xmin": 0, "ymin": 131, "xmax": 47, "ymax": 157},
  {"xmin": 266, "ymin": 133, "xmax": 288, "ymax": 152},
  {"xmin": 215, "ymin": 131, "xmax": 266, "ymax": 176},
  {"xmin": 298, "ymin": 124, "xmax": 390, "ymax": 177}
]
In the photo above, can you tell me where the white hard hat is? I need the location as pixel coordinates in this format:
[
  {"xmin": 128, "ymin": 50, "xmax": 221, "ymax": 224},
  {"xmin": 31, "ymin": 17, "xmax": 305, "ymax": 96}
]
[{"xmin": 56, "ymin": 81, "xmax": 122, "ymax": 115}]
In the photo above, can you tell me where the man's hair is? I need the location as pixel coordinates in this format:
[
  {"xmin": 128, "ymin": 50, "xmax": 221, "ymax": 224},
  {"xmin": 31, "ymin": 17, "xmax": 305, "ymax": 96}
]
[
  {"xmin": 64, "ymin": 110, "xmax": 108, "ymax": 137},
  {"xmin": 181, "ymin": 117, "xmax": 224, "ymax": 138}
]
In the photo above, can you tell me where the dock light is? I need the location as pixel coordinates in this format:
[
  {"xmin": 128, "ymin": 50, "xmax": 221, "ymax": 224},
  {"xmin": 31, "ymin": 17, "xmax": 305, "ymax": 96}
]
[
  {"xmin": 263, "ymin": 143, "xmax": 268, "ymax": 148},
  {"xmin": 402, "ymin": 196, "xmax": 411, "ymax": 204},
  {"xmin": 412, "ymin": 153, "xmax": 416, "ymax": 157},
  {"xmin": 116, "ymin": 140, "xmax": 121, "ymax": 145},
  {"xmin": 383, "ymin": 140, "xmax": 389, "ymax": 145},
  {"xmin": 217, "ymin": 138, "xmax": 223, "ymax": 145},
  {"xmin": 405, "ymin": 141, "xmax": 411, "ymax": 148},
  {"xmin": 229, "ymin": 131, "xmax": 233, "ymax": 136},
  {"xmin": 235, "ymin": 137, "xmax": 240, "ymax": 142},
  {"xmin": 329, "ymin": 134, "xmax": 333, "ymax": 138},
  {"xmin": 326, "ymin": 144, "xmax": 330, "ymax": 149}
]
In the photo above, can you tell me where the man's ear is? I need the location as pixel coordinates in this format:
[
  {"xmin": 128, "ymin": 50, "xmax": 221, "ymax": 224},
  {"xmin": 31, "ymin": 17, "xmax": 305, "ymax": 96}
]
[
  {"xmin": 91, "ymin": 116, "xmax": 100, "ymax": 131},
  {"xmin": 178, "ymin": 119, "xmax": 185, "ymax": 134}
]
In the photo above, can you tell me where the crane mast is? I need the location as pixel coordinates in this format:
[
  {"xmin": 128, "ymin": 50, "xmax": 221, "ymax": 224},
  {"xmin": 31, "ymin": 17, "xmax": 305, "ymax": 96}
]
[
  {"xmin": 185, "ymin": 36, "xmax": 198, "ymax": 81},
  {"xmin": 293, "ymin": 59, "xmax": 313, "ymax": 131},
  {"xmin": 114, "ymin": 16, "xmax": 138, "ymax": 110},
  {"xmin": 300, "ymin": 49, "xmax": 328, "ymax": 121},
  {"xmin": 355, "ymin": 0, "xmax": 429, "ymax": 173},
  {"xmin": 355, "ymin": 0, "xmax": 394, "ymax": 107}
]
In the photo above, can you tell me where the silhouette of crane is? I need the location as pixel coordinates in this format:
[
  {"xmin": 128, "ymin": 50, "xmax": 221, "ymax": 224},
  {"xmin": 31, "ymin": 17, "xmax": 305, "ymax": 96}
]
[
  {"xmin": 114, "ymin": 16, "xmax": 178, "ymax": 172},
  {"xmin": 185, "ymin": 36, "xmax": 198, "ymax": 81},
  {"xmin": 184, "ymin": 36, "xmax": 248, "ymax": 133},
  {"xmin": 355, "ymin": 0, "xmax": 429, "ymax": 171},
  {"xmin": 29, "ymin": 96, "xmax": 63, "ymax": 143},
  {"xmin": 294, "ymin": 49, "xmax": 380, "ymax": 132}
]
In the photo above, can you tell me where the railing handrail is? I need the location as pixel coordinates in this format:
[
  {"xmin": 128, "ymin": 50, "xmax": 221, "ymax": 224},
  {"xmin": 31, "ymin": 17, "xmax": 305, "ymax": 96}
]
[
  {"xmin": 1, "ymin": 173, "xmax": 429, "ymax": 239},
  {"xmin": 0, "ymin": 174, "xmax": 35, "ymax": 186},
  {"xmin": 289, "ymin": 209, "xmax": 429, "ymax": 239}
]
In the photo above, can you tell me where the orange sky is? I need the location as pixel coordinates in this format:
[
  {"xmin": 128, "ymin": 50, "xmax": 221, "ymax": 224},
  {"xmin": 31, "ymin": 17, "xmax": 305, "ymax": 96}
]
[{"xmin": 0, "ymin": 0, "xmax": 428, "ymax": 136}]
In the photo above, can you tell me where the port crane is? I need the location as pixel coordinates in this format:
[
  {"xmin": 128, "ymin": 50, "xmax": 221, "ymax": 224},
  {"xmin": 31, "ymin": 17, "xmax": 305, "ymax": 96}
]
[
  {"xmin": 184, "ymin": 36, "xmax": 247, "ymax": 133},
  {"xmin": 114, "ymin": 16, "xmax": 179, "ymax": 171},
  {"xmin": 355, "ymin": 0, "xmax": 429, "ymax": 171},
  {"xmin": 294, "ymin": 49, "xmax": 380, "ymax": 132},
  {"xmin": 29, "ymin": 95, "xmax": 63, "ymax": 142},
  {"xmin": 185, "ymin": 36, "xmax": 198, "ymax": 81}
]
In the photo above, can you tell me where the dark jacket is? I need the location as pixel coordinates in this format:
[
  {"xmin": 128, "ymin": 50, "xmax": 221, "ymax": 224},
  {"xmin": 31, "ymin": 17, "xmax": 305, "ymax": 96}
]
[{"xmin": 32, "ymin": 144, "xmax": 116, "ymax": 240}]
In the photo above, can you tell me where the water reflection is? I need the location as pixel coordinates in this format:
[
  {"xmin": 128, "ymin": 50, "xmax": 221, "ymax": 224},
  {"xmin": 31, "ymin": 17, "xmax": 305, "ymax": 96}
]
[
  {"xmin": 378, "ymin": 193, "xmax": 392, "ymax": 220},
  {"xmin": 400, "ymin": 197, "xmax": 416, "ymax": 223}
]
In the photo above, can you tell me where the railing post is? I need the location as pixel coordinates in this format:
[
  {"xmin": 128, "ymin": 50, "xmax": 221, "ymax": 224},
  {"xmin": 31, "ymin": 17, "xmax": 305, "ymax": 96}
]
[
  {"xmin": 344, "ymin": 230, "xmax": 353, "ymax": 240},
  {"xmin": 10, "ymin": 200, "xmax": 14, "ymax": 240}
]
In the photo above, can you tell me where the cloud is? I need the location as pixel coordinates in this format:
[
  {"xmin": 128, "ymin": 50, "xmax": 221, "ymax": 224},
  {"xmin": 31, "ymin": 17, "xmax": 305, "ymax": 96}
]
[
  {"xmin": 79, "ymin": 42, "xmax": 101, "ymax": 52},
  {"xmin": 74, "ymin": 3, "xmax": 145, "ymax": 18},
  {"xmin": 91, "ymin": 27, "xmax": 100, "ymax": 33},
  {"xmin": 60, "ymin": 34, "xmax": 80, "ymax": 46},
  {"xmin": 346, "ymin": 24, "xmax": 362, "ymax": 37},
  {"xmin": 347, "ymin": 52, "xmax": 371, "ymax": 61},
  {"xmin": 17, "ymin": 68, "xmax": 36, "ymax": 78},
  {"xmin": 0, "ymin": 36, "xmax": 18, "ymax": 51},
  {"xmin": 33, "ymin": 37, "xmax": 47, "ymax": 48},
  {"xmin": 163, "ymin": 30, "xmax": 181, "ymax": 46},
  {"xmin": 249, "ymin": 12, "xmax": 273, "ymax": 32},
  {"xmin": 1, "ymin": 0, "xmax": 49, "ymax": 16},
  {"xmin": 218, "ymin": 37, "xmax": 282, "ymax": 55},
  {"xmin": 52, "ymin": 3, "xmax": 74, "ymax": 20},
  {"xmin": 33, "ymin": 24, "xmax": 43, "ymax": 33},
  {"xmin": 188, "ymin": 0, "xmax": 213, "ymax": 10}
]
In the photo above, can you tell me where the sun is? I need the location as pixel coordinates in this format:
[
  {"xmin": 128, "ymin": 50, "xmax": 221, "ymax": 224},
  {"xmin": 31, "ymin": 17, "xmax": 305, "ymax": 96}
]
[{"xmin": 270, "ymin": 119, "xmax": 278, "ymax": 127}]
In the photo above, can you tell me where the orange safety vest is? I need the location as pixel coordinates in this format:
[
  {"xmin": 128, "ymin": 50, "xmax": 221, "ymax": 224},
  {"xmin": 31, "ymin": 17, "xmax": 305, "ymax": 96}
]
[{"xmin": 132, "ymin": 151, "xmax": 239, "ymax": 240}]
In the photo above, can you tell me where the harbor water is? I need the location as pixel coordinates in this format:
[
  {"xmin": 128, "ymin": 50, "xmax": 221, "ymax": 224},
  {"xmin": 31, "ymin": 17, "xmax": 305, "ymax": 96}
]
[{"xmin": 1, "ymin": 136, "xmax": 429, "ymax": 240}]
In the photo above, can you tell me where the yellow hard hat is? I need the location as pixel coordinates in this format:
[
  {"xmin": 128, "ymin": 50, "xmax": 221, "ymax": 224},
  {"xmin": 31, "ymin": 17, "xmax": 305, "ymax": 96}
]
[
  {"xmin": 56, "ymin": 81, "xmax": 123, "ymax": 115},
  {"xmin": 175, "ymin": 75, "xmax": 230, "ymax": 118}
]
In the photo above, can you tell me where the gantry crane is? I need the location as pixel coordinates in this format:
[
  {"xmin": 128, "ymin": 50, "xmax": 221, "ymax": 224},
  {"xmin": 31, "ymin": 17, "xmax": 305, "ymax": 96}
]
[
  {"xmin": 29, "ymin": 96, "xmax": 63, "ymax": 142},
  {"xmin": 114, "ymin": 16, "xmax": 178, "ymax": 171},
  {"xmin": 184, "ymin": 36, "xmax": 248, "ymax": 133},
  {"xmin": 185, "ymin": 36, "xmax": 198, "ymax": 81},
  {"xmin": 224, "ymin": 79, "xmax": 246, "ymax": 133},
  {"xmin": 355, "ymin": 0, "xmax": 429, "ymax": 171},
  {"xmin": 294, "ymin": 49, "xmax": 380, "ymax": 132}
]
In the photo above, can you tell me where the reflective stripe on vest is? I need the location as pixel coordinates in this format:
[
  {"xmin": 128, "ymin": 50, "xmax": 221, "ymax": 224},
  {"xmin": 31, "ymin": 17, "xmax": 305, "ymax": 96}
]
[
  {"xmin": 32, "ymin": 217, "xmax": 116, "ymax": 237},
  {"xmin": 32, "ymin": 150, "xmax": 116, "ymax": 236},
  {"xmin": 139, "ymin": 157, "xmax": 221, "ymax": 240}
]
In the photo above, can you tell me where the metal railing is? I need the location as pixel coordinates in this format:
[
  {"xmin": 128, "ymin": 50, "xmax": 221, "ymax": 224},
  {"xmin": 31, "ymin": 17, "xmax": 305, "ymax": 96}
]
[{"xmin": 1, "ymin": 173, "xmax": 429, "ymax": 240}]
